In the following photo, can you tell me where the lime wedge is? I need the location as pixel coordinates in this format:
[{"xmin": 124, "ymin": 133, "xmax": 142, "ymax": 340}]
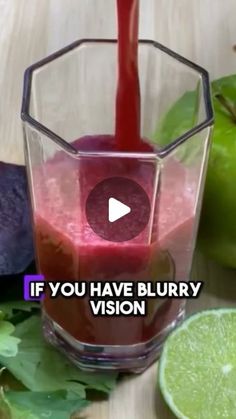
[{"xmin": 159, "ymin": 309, "xmax": 236, "ymax": 419}]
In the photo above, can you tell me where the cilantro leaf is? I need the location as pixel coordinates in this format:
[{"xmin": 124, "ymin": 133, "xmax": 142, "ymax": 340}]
[
  {"xmin": 0, "ymin": 321, "xmax": 20, "ymax": 358},
  {"xmin": 0, "ymin": 388, "xmax": 37, "ymax": 419},
  {"xmin": 0, "ymin": 301, "xmax": 40, "ymax": 328},
  {"xmin": 0, "ymin": 302, "xmax": 39, "ymax": 323},
  {"xmin": 0, "ymin": 302, "xmax": 39, "ymax": 319},
  {"xmin": 0, "ymin": 316, "xmax": 117, "ymax": 397},
  {"xmin": 5, "ymin": 390, "xmax": 88, "ymax": 419}
]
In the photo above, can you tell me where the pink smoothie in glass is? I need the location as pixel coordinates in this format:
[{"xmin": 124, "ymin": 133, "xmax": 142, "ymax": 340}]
[{"xmin": 34, "ymin": 135, "xmax": 195, "ymax": 346}]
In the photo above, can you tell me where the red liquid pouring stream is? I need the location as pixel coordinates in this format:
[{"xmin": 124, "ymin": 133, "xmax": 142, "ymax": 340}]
[{"xmin": 115, "ymin": 0, "xmax": 141, "ymax": 151}]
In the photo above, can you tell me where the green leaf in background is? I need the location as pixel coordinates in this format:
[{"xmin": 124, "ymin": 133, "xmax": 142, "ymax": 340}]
[
  {"xmin": 0, "ymin": 388, "xmax": 37, "ymax": 419},
  {"xmin": 5, "ymin": 390, "xmax": 88, "ymax": 419},
  {"xmin": 0, "ymin": 301, "xmax": 40, "ymax": 328},
  {"xmin": 0, "ymin": 387, "xmax": 10, "ymax": 419},
  {"xmin": 0, "ymin": 302, "xmax": 39, "ymax": 321},
  {"xmin": 0, "ymin": 315, "xmax": 117, "ymax": 398},
  {"xmin": 0, "ymin": 321, "xmax": 20, "ymax": 358},
  {"xmin": 0, "ymin": 303, "xmax": 118, "ymax": 418}
]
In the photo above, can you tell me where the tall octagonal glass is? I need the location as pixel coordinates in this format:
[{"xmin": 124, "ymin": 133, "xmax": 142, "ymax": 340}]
[{"xmin": 21, "ymin": 39, "xmax": 213, "ymax": 373}]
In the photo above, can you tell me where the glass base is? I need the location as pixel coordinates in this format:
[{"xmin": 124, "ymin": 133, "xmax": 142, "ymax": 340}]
[{"xmin": 42, "ymin": 305, "xmax": 185, "ymax": 373}]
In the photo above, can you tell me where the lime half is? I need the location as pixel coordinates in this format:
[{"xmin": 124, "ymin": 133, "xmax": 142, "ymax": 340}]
[{"xmin": 159, "ymin": 309, "xmax": 236, "ymax": 419}]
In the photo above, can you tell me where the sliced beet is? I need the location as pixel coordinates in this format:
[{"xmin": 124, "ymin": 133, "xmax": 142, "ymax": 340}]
[{"xmin": 0, "ymin": 162, "xmax": 34, "ymax": 275}]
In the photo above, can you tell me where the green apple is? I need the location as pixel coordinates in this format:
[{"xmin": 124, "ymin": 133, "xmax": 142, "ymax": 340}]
[
  {"xmin": 199, "ymin": 75, "xmax": 236, "ymax": 268},
  {"xmin": 154, "ymin": 75, "xmax": 236, "ymax": 268}
]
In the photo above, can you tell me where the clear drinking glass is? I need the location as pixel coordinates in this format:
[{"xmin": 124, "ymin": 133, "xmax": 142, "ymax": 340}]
[{"xmin": 21, "ymin": 40, "xmax": 213, "ymax": 373}]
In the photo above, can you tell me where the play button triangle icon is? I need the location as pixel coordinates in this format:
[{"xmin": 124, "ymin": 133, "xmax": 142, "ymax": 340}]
[
  {"xmin": 108, "ymin": 197, "xmax": 131, "ymax": 223},
  {"xmin": 86, "ymin": 177, "xmax": 151, "ymax": 242}
]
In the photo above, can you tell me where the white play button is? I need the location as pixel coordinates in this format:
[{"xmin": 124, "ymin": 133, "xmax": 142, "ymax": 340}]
[
  {"xmin": 86, "ymin": 177, "xmax": 151, "ymax": 242},
  {"xmin": 108, "ymin": 197, "xmax": 131, "ymax": 223}
]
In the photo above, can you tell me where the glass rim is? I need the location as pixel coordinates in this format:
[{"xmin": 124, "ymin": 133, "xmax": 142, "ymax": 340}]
[{"xmin": 21, "ymin": 38, "xmax": 214, "ymax": 159}]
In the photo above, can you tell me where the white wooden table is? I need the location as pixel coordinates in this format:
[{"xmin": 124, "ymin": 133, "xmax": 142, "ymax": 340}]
[{"xmin": 0, "ymin": 1, "xmax": 236, "ymax": 418}]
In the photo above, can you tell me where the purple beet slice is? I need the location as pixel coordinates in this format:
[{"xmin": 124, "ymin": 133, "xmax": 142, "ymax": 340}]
[{"xmin": 0, "ymin": 162, "xmax": 34, "ymax": 275}]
